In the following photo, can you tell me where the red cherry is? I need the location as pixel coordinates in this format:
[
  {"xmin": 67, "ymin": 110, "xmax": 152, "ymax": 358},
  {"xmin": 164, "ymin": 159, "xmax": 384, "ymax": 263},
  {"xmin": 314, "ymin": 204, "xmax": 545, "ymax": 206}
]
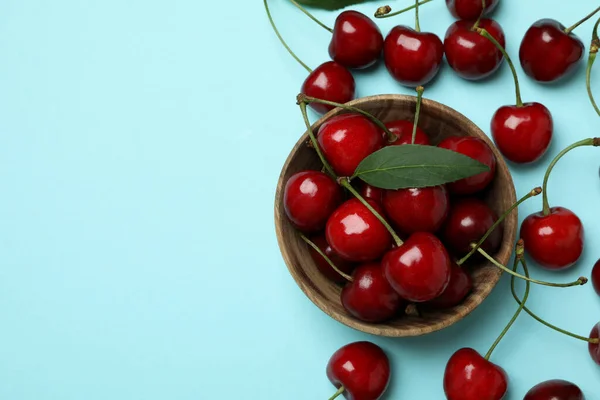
[
  {"xmin": 326, "ymin": 198, "xmax": 392, "ymax": 262},
  {"xmin": 592, "ymin": 259, "xmax": 600, "ymax": 296},
  {"xmin": 307, "ymin": 235, "xmax": 356, "ymax": 284},
  {"xmin": 327, "ymin": 341, "xmax": 390, "ymax": 400},
  {"xmin": 442, "ymin": 198, "xmax": 502, "ymax": 256},
  {"xmin": 385, "ymin": 119, "xmax": 431, "ymax": 146},
  {"xmin": 425, "ymin": 262, "xmax": 472, "ymax": 309},
  {"xmin": 524, "ymin": 379, "xmax": 584, "ymax": 400},
  {"xmin": 342, "ymin": 262, "xmax": 403, "ymax": 322},
  {"xmin": 284, "ymin": 170, "xmax": 342, "ymax": 232},
  {"xmin": 443, "ymin": 348, "xmax": 508, "ymax": 400},
  {"xmin": 384, "ymin": 26, "xmax": 444, "ymax": 87},
  {"xmin": 444, "ymin": 19, "xmax": 505, "ymax": 80},
  {"xmin": 589, "ymin": 323, "xmax": 600, "ymax": 365},
  {"xmin": 329, "ymin": 11, "xmax": 384, "ymax": 69},
  {"xmin": 383, "ymin": 232, "xmax": 451, "ymax": 302},
  {"xmin": 358, "ymin": 181, "xmax": 384, "ymax": 204},
  {"xmin": 382, "ymin": 186, "xmax": 449, "ymax": 234},
  {"xmin": 318, "ymin": 113, "xmax": 384, "ymax": 177},
  {"xmin": 519, "ymin": 19, "xmax": 585, "ymax": 83},
  {"xmin": 445, "ymin": 0, "xmax": 499, "ymax": 20},
  {"xmin": 301, "ymin": 61, "xmax": 356, "ymax": 114},
  {"xmin": 491, "ymin": 102, "xmax": 553, "ymax": 164},
  {"xmin": 520, "ymin": 207, "xmax": 584, "ymax": 270},
  {"xmin": 438, "ymin": 136, "xmax": 497, "ymax": 194}
]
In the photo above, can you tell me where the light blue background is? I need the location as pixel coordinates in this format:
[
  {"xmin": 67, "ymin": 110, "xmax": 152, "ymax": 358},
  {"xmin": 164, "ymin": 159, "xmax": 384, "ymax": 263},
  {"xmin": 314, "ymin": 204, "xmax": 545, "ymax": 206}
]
[{"xmin": 0, "ymin": 0, "xmax": 599, "ymax": 398}]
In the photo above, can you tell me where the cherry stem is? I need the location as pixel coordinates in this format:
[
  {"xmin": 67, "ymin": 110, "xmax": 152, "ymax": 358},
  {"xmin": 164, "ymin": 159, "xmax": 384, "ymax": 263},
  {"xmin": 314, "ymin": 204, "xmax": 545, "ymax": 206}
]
[
  {"xmin": 414, "ymin": 0, "xmax": 421, "ymax": 32},
  {"xmin": 289, "ymin": 0, "xmax": 333, "ymax": 33},
  {"xmin": 339, "ymin": 177, "xmax": 404, "ymax": 247},
  {"xmin": 299, "ymin": 102, "xmax": 336, "ymax": 177},
  {"xmin": 300, "ymin": 234, "xmax": 353, "ymax": 282},
  {"xmin": 542, "ymin": 138, "xmax": 599, "ymax": 216},
  {"xmin": 477, "ymin": 28, "xmax": 523, "ymax": 107},
  {"xmin": 412, "ymin": 86, "xmax": 425, "ymax": 144},
  {"xmin": 457, "ymin": 187, "xmax": 541, "ymax": 266},
  {"xmin": 329, "ymin": 386, "xmax": 345, "ymax": 400},
  {"xmin": 565, "ymin": 6, "xmax": 600, "ymax": 34},
  {"xmin": 298, "ymin": 94, "xmax": 397, "ymax": 143},
  {"xmin": 476, "ymin": 246, "xmax": 587, "ymax": 288},
  {"xmin": 264, "ymin": 0, "xmax": 312, "ymax": 73},
  {"xmin": 472, "ymin": 0, "xmax": 486, "ymax": 30},
  {"xmin": 375, "ymin": 0, "xmax": 433, "ymax": 18},
  {"xmin": 586, "ymin": 18, "xmax": 600, "ymax": 117},
  {"xmin": 485, "ymin": 240, "xmax": 529, "ymax": 360}
]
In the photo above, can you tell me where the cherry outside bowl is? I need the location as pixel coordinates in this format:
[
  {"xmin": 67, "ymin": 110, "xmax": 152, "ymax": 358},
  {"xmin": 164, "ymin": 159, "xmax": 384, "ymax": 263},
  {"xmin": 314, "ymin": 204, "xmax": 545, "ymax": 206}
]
[{"xmin": 274, "ymin": 95, "xmax": 517, "ymax": 337}]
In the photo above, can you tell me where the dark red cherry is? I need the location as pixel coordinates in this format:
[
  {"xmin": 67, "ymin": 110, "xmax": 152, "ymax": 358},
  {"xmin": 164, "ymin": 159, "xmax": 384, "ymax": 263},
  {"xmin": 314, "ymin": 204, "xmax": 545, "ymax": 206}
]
[
  {"xmin": 445, "ymin": 0, "xmax": 499, "ymax": 20},
  {"xmin": 519, "ymin": 19, "xmax": 585, "ymax": 83},
  {"xmin": 329, "ymin": 11, "xmax": 384, "ymax": 69},
  {"xmin": 385, "ymin": 119, "xmax": 431, "ymax": 146},
  {"xmin": 327, "ymin": 341, "xmax": 390, "ymax": 400},
  {"xmin": 491, "ymin": 102, "xmax": 553, "ymax": 164},
  {"xmin": 358, "ymin": 181, "xmax": 384, "ymax": 204},
  {"xmin": 382, "ymin": 186, "xmax": 449, "ymax": 234},
  {"xmin": 307, "ymin": 235, "xmax": 356, "ymax": 284},
  {"xmin": 301, "ymin": 61, "xmax": 356, "ymax": 114},
  {"xmin": 283, "ymin": 170, "xmax": 342, "ymax": 232},
  {"xmin": 442, "ymin": 198, "xmax": 502, "ymax": 256},
  {"xmin": 342, "ymin": 262, "xmax": 403, "ymax": 322},
  {"xmin": 520, "ymin": 207, "xmax": 584, "ymax": 270},
  {"xmin": 524, "ymin": 379, "xmax": 584, "ymax": 400},
  {"xmin": 589, "ymin": 323, "xmax": 600, "ymax": 365},
  {"xmin": 444, "ymin": 19, "xmax": 505, "ymax": 80},
  {"xmin": 592, "ymin": 259, "xmax": 600, "ymax": 296},
  {"xmin": 437, "ymin": 136, "xmax": 497, "ymax": 194},
  {"xmin": 383, "ymin": 232, "xmax": 451, "ymax": 302},
  {"xmin": 443, "ymin": 348, "xmax": 508, "ymax": 400},
  {"xmin": 318, "ymin": 113, "xmax": 384, "ymax": 176},
  {"xmin": 326, "ymin": 198, "xmax": 392, "ymax": 262},
  {"xmin": 425, "ymin": 262, "xmax": 472, "ymax": 309},
  {"xmin": 384, "ymin": 26, "xmax": 444, "ymax": 87}
]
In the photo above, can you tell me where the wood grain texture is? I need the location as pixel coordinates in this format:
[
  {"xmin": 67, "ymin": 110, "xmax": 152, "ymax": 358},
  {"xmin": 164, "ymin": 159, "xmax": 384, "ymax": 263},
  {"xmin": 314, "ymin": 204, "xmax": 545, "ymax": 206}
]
[{"xmin": 274, "ymin": 95, "xmax": 517, "ymax": 337}]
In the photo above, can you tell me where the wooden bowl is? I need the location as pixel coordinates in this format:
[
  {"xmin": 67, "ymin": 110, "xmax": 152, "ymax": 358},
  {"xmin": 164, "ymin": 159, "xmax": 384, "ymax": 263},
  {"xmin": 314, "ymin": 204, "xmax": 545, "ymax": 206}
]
[{"xmin": 274, "ymin": 94, "xmax": 517, "ymax": 337}]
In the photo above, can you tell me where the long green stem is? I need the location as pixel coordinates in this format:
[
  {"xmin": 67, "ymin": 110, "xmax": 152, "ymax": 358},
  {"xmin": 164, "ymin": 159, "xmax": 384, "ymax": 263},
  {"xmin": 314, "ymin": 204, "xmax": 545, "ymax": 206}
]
[
  {"xmin": 457, "ymin": 187, "xmax": 541, "ymax": 265},
  {"xmin": 414, "ymin": 0, "xmax": 420, "ymax": 32},
  {"xmin": 264, "ymin": 0, "xmax": 312, "ymax": 73},
  {"xmin": 299, "ymin": 102, "xmax": 336, "ymax": 176},
  {"xmin": 412, "ymin": 86, "xmax": 424, "ymax": 144},
  {"xmin": 472, "ymin": 0, "xmax": 486, "ymax": 30},
  {"xmin": 565, "ymin": 6, "xmax": 600, "ymax": 34},
  {"xmin": 586, "ymin": 18, "xmax": 600, "ymax": 117},
  {"xmin": 300, "ymin": 234, "xmax": 353, "ymax": 282},
  {"xmin": 289, "ymin": 0, "xmax": 333, "ymax": 33},
  {"xmin": 375, "ymin": 0, "xmax": 433, "ymax": 18},
  {"xmin": 329, "ymin": 386, "xmax": 345, "ymax": 400},
  {"xmin": 542, "ymin": 138, "xmax": 598, "ymax": 215}
]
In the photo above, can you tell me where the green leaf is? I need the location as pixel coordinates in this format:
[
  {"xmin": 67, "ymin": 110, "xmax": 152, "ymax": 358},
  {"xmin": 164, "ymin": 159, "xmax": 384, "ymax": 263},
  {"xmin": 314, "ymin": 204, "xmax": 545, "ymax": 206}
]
[
  {"xmin": 294, "ymin": 0, "xmax": 377, "ymax": 10},
  {"xmin": 353, "ymin": 144, "xmax": 490, "ymax": 189}
]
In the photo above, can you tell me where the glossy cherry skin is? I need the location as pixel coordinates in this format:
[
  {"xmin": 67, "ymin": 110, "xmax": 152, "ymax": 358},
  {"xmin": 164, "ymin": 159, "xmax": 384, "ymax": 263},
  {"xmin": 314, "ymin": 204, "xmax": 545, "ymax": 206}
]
[
  {"xmin": 329, "ymin": 11, "xmax": 384, "ymax": 69},
  {"xmin": 520, "ymin": 207, "xmax": 584, "ymax": 270},
  {"xmin": 519, "ymin": 19, "xmax": 585, "ymax": 83},
  {"xmin": 384, "ymin": 26, "xmax": 444, "ymax": 87},
  {"xmin": 318, "ymin": 113, "xmax": 384, "ymax": 176},
  {"xmin": 385, "ymin": 120, "xmax": 431, "ymax": 146},
  {"xmin": 444, "ymin": 348, "xmax": 508, "ymax": 400},
  {"xmin": 283, "ymin": 171, "xmax": 342, "ymax": 232},
  {"xmin": 442, "ymin": 198, "xmax": 502, "ymax": 256},
  {"xmin": 444, "ymin": 19, "xmax": 505, "ymax": 80},
  {"xmin": 524, "ymin": 379, "xmax": 584, "ymax": 400},
  {"xmin": 307, "ymin": 235, "xmax": 356, "ymax": 284},
  {"xmin": 358, "ymin": 182, "xmax": 384, "ymax": 204},
  {"xmin": 425, "ymin": 262, "xmax": 472, "ymax": 309},
  {"xmin": 327, "ymin": 341, "xmax": 390, "ymax": 400},
  {"xmin": 301, "ymin": 61, "xmax": 356, "ymax": 114},
  {"xmin": 438, "ymin": 136, "xmax": 497, "ymax": 194},
  {"xmin": 342, "ymin": 262, "xmax": 403, "ymax": 322},
  {"xmin": 491, "ymin": 102, "xmax": 553, "ymax": 164},
  {"xmin": 592, "ymin": 259, "xmax": 600, "ymax": 296},
  {"xmin": 326, "ymin": 198, "xmax": 392, "ymax": 262},
  {"xmin": 382, "ymin": 186, "xmax": 449, "ymax": 234},
  {"xmin": 383, "ymin": 232, "xmax": 451, "ymax": 302},
  {"xmin": 589, "ymin": 323, "xmax": 600, "ymax": 365},
  {"xmin": 445, "ymin": 0, "xmax": 499, "ymax": 20}
]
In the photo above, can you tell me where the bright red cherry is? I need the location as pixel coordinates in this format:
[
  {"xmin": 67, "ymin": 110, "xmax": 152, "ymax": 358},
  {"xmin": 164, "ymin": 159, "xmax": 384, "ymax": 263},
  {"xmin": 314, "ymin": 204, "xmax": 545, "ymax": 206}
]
[
  {"xmin": 385, "ymin": 120, "xmax": 431, "ymax": 146},
  {"xmin": 327, "ymin": 341, "xmax": 390, "ymax": 400},
  {"xmin": 445, "ymin": 0, "xmax": 499, "ymax": 20},
  {"xmin": 491, "ymin": 102, "xmax": 553, "ymax": 164},
  {"xmin": 284, "ymin": 170, "xmax": 342, "ymax": 232},
  {"xmin": 524, "ymin": 379, "xmax": 584, "ymax": 400},
  {"xmin": 592, "ymin": 259, "xmax": 600, "ymax": 296},
  {"xmin": 442, "ymin": 198, "xmax": 502, "ymax": 256},
  {"xmin": 589, "ymin": 323, "xmax": 600, "ymax": 365},
  {"xmin": 329, "ymin": 11, "xmax": 384, "ymax": 69},
  {"xmin": 443, "ymin": 348, "xmax": 508, "ymax": 400},
  {"xmin": 358, "ymin": 181, "xmax": 384, "ymax": 204},
  {"xmin": 318, "ymin": 113, "xmax": 384, "ymax": 176},
  {"xmin": 326, "ymin": 198, "xmax": 392, "ymax": 262},
  {"xmin": 437, "ymin": 136, "xmax": 497, "ymax": 194},
  {"xmin": 519, "ymin": 19, "xmax": 585, "ymax": 83},
  {"xmin": 444, "ymin": 19, "xmax": 505, "ymax": 80},
  {"xmin": 342, "ymin": 262, "xmax": 403, "ymax": 322},
  {"xmin": 383, "ymin": 232, "xmax": 451, "ymax": 302},
  {"xmin": 382, "ymin": 186, "xmax": 449, "ymax": 234},
  {"xmin": 301, "ymin": 61, "xmax": 356, "ymax": 114},
  {"xmin": 425, "ymin": 262, "xmax": 472, "ymax": 309},
  {"xmin": 384, "ymin": 26, "xmax": 444, "ymax": 87},
  {"xmin": 307, "ymin": 235, "xmax": 356, "ymax": 284},
  {"xmin": 520, "ymin": 207, "xmax": 584, "ymax": 270}
]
